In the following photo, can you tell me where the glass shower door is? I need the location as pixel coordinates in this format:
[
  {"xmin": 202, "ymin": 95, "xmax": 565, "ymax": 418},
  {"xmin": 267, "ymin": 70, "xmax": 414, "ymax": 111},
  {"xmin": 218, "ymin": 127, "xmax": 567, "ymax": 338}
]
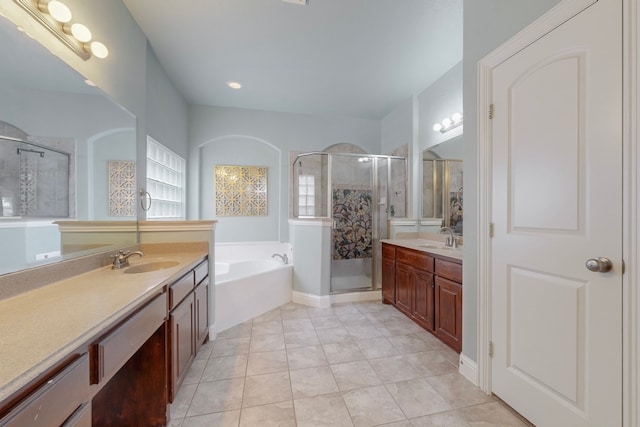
[{"xmin": 330, "ymin": 154, "xmax": 374, "ymax": 292}]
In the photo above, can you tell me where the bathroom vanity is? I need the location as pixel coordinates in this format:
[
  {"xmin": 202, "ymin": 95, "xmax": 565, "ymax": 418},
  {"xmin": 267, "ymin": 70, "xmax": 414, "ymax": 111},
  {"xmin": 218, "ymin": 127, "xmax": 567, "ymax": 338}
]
[
  {"xmin": 0, "ymin": 249, "xmax": 209, "ymax": 426},
  {"xmin": 382, "ymin": 240, "xmax": 462, "ymax": 352}
]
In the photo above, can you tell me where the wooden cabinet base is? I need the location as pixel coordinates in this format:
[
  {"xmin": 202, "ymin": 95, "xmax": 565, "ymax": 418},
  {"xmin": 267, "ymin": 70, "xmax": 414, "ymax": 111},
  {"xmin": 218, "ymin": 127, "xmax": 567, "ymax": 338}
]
[{"xmin": 91, "ymin": 325, "xmax": 168, "ymax": 427}]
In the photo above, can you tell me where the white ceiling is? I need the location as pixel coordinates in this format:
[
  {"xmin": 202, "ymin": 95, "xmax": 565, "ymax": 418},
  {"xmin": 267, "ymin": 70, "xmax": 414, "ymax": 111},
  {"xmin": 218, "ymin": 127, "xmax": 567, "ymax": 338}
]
[{"xmin": 123, "ymin": 0, "xmax": 463, "ymax": 120}]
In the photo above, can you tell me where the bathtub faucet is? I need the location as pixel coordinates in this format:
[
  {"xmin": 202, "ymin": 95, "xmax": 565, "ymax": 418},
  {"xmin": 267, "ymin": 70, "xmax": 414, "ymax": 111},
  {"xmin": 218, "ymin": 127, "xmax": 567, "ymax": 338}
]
[{"xmin": 272, "ymin": 253, "xmax": 289, "ymax": 264}]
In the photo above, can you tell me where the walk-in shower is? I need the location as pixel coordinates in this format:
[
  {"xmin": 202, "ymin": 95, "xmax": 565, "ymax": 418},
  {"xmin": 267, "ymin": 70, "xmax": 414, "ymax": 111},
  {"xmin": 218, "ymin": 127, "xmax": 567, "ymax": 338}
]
[
  {"xmin": 0, "ymin": 135, "xmax": 71, "ymax": 218},
  {"xmin": 293, "ymin": 152, "xmax": 407, "ymax": 294}
]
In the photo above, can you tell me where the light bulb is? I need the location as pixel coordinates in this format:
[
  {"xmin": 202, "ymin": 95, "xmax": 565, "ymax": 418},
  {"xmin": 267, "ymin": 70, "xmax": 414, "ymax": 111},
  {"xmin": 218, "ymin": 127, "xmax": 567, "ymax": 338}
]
[
  {"xmin": 227, "ymin": 81, "xmax": 242, "ymax": 89},
  {"xmin": 433, "ymin": 123, "xmax": 443, "ymax": 132},
  {"xmin": 452, "ymin": 112, "xmax": 463, "ymax": 123},
  {"xmin": 442, "ymin": 118, "xmax": 453, "ymax": 128},
  {"xmin": 47, "ymin": 1, "xmax": 72, "ymax": 23},
  {"xmin": 89, "ymin": 41, "xmax": 109, "ymax": 58},
  {"xmin": 70, "ymin": 23, "xmax": 92, "ymax": 42}
]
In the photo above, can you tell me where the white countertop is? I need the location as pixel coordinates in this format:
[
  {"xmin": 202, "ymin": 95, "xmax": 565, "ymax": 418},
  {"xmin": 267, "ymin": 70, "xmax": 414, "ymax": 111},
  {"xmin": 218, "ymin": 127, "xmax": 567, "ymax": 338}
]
[
  {"xmin": 381, "ymin": 238, "xmax": 463, "ymax": 261},
  {"xmin": 0, "ymin": 250, "xmax": 207, "ymax": 404}
]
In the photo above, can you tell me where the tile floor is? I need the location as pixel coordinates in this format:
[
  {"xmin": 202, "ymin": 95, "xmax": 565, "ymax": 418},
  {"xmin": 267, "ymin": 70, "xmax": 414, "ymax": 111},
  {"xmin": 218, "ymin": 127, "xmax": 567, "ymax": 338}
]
[{"xmin": 168, "ymin": 301, "xmax": 530, "ymax": 427}]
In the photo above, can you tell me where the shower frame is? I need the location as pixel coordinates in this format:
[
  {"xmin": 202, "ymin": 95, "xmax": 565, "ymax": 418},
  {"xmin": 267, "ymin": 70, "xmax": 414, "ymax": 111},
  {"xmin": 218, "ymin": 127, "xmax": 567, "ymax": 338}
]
[{"xmin": 292, "ymin": 151, "xmax": 407, "ymax": 294}]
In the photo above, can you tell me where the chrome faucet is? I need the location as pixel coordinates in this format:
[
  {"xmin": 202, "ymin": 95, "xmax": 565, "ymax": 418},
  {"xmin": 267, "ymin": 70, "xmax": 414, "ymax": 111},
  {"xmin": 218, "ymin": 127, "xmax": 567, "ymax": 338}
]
[
  {"xmin": 272, "ymin": 253, "xmax": 289, "ymax": 264},
  {"xmin": 110, "ymin": 250, "xmax": 144, "ymax": 269},
  {"xmin": 439, "ymin": 227, "xmax": 455, "ymax": 247}
]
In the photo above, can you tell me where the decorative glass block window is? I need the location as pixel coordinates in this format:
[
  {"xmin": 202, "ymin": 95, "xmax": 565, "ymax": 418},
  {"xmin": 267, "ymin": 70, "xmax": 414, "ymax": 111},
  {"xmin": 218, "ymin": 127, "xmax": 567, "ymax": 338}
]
[
  {"xmin": 146, "ymin": 137, "xmax": 185, "ymax": 220},
  {"xmin": 298, "ymin": 174, "xmax": 315, "ymax": 217}
]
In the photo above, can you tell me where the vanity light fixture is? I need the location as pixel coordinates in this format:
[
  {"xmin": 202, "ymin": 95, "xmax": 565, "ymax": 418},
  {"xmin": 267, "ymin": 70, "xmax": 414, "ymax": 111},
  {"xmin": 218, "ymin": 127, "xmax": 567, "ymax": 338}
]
[
  {"xmin": 14, "ymin": 0, "xmax": 109, "ymax": 60},
  {"xmin": 433, "ymin": 112, "xmax": 463, "ymax": 133}
]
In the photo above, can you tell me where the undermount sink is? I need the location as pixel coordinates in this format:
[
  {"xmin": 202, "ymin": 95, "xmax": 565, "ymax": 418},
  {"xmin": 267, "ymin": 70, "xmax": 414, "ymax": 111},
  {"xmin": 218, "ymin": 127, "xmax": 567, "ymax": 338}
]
[
  {"xmin": 124, "ymin": 260, "xmax": 179, "ymax": 274},
  {"xmin": 418, "ymin": 244, "xmax": 456, "ymax": 251}
]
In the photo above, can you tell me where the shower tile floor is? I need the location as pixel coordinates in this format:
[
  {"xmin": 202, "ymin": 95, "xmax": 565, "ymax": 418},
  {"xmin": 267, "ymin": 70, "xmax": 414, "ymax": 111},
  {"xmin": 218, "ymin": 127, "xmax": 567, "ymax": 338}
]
[{"xmin": 168, "ymin": 301, "xmax": 531, "ymax": 427}]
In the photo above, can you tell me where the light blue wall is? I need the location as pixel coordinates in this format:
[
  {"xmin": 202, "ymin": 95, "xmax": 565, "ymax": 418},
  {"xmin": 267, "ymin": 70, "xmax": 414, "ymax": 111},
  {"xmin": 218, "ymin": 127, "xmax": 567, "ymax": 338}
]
[
  {"xmin": 462, "ymin": 0, "xmax": 563, "ymax": 362},
  {"xmin": 188, "ymin": 105, "xmax": 382, "ymax": 242}
]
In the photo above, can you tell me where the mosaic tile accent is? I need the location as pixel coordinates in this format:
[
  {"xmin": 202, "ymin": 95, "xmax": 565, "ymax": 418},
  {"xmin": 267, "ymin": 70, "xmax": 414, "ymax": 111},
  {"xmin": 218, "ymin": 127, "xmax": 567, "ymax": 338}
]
[
  {"xmin": 108, "ymin": 160, "xmax": 136, "ymax": 217},
  {"xmin": 214, "ymin": 165, "xmax": 267, "ymax": 216},
  {"xmin": 332, "ymin": 189, "xmax": 372, "ymax": 260},
  {"xmin": 19, "ymin": 155, "xmax": 37, "ymax": 216}
]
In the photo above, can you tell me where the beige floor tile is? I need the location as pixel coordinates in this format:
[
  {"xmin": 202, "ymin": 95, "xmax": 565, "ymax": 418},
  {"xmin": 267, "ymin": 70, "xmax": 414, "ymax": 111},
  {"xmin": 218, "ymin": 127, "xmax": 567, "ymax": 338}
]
[
  {"xmin": 252, "ymin": 308, "xmax": 282, "ymax": 323},
  {"xmin": 330, "ymin": 360, "xmax": 381, "ymax": 391},
  {"xmin": 316, "ymin": 326, "xmax": 353, "ymax": 344},
  {"xmin": 342, "ymin": 385, "xmax": 406, "ymax": 427},
  {"xmin": 426, "ymin": 373, "xmax": 494, "ymax": 409},
  {"xmin": 410, "ymin": 410, "xmax": 471, "ymax": 427},
  {"xmin": 339, "ymin": 314, "xmax": 374, "ymax": 328},
  {"xmin": 169, "ymin": 383, "xmax": 198, "ymax": 419},
  {"xmin": 212, "ymin": 337, "xmax": 250, "ymax": 357},
  {"xmin": 284, "ymin": 329, "xmax": 320, "ymax": 348},
  {"xmin": 368, "ymin": 354, "xmax": 426, "ymax": 383},
  {"xmin": 182, "ymin": 358, "xmax": 207, "ymax": 385},
  {"xmin": 201, "ymin": 354, "xmax": 248, "ymax": 382},
  {"xmin": 331, "ymin": 303, "xmax": 360, "ymax": 316},
  {"xmin": 195, "ymin": 341, "xmax": 214, "ymax": 360},
  {"xmin": 187, "ymin": 378, "xmax": 245, "ymax": 417},
  {"xmin": 440, "ymin": 346, "xmax": 460, "ymax": 367},
  {"xmin": 344, "ymin": 324, "xmax": 383, "ymax": 340},
  {"xmin": 385, "ymin": 377, "xmax": 452, "ymax": 418},
  {"xmin": 251, "ymin": 320, "xmax": 283, "ymax": 336},
  {"xmin": 378, "ymin": 321, "xmax": 425, "ymax": 337},
  {"xmin": 249, "ymin": 332, "xmax": 285, "ymax": 353},
  {"xmin": 379, "ymin": 421, "xmax": 413, "ymax": 427},
  {"xmin": 167, "ymin": 419, "xmax": 183, "ymax": 427},
  {"xmin": 414, "ymin": 332, "xmax": 450, "ymax": 351},
  {"xmin": 217, "ymin": 322, "xmax": 253, "ymax": 340},
  {"xmin": 246, "ymin": 350, "xmax": 289, "ymax": 376},
  {"xmin": 310, "ymin": 315, "xmax": 343, "ymax": 329},
  {"xmin": 458, "ymin": 401, "xmax": 529, "ymax": 426},
  {"xmin": 353, "ymin": 302, "xmax": 387, "ymax": 313},
  {"xmin": 290, "ymin": 366, "xmax": 339, "ymax": 398},
  {"xmin": 181, "ymin": 410, "xmax": 241, "ymax": 427},
  {"xmin": 283, "ymin": 317, "xmax": 314, "ymax": 332},
  {"xmin": 287, "ymin": 345, "xmax": 329, "ymax": 369},
  {"xmin": 242, "ymin": 371, "xmax": 292, "ymax": 408},
  {"xmin": 387, "ymin": 334, "xmax": 433, "ymax": 354},
  {"xmin": 354, "ymin": 337, "xmax": 399, "ymax": 359},
  {"xmin": 239, "ymin": 401, "xmax": 296, "ymax": 427},
  {"xmin": 307, "ymin": 307, "xmax": 336, "ymax": 318},
  {"xmin": 294, "ymin": 393, "xmax": 354, "ymax": 427},
  {"xmin": 280, "ymin": 302, "xmax": 308, "ymax": 311},
  {"xmin": 406, "ymin": 351, "xmax": 458, "ymax": 377},
  {"xmin": 281, "ymin": 307, "xmax": 310, "ymax": 320},
  {"xmin": 323, "ymin": 341, "xmax": 366, "ymax": 364}
]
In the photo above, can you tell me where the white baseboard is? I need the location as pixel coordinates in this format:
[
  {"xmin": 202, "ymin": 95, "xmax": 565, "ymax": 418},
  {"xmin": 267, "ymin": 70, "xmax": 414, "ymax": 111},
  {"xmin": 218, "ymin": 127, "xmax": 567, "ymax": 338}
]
[
  {"xmin": 292, "ymin": 291, "xmax": 331, "ymax": 308},
  {"xmin": 331, "ymin": 290, "xmax": 381, "ymax": 304},
  {"xmin": 292, "ymin": 290, "xmax": 382, "ymax": 307},
  {"xmin": 208, "ymin": 325, "xmax": 218, "ymax": 341},
  {"xmin": 458, "ymin": 352, "xmax": 479, "ymax": 386}
]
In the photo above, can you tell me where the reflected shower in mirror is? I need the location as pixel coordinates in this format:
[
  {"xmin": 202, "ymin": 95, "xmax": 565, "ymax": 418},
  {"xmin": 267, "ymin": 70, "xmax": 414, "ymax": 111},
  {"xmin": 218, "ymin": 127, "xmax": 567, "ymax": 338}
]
[
  {"xmin": 0, "ymin": 16, "xmax": 137, "ymax": 275},
  {"xmin": 422, "ymin": 135, "xmax": 463, "ymax": 235}
]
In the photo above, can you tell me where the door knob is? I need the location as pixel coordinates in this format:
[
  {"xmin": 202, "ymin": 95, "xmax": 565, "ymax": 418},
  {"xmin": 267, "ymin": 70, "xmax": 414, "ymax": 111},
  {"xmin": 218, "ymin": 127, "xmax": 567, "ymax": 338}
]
[{"xmin": 585, "ymin": 257, "xmax": 613, "ymax": 273}]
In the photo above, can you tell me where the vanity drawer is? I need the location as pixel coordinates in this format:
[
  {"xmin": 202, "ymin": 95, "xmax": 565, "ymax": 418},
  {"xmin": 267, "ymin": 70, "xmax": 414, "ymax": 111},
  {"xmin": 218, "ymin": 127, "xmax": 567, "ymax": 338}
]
[
  {"xmin": 396, "ymin": 248, "xmax": 434, "ymax": 272},
  {"xmin": 91, "ymin": 293, "xmax": 166, "ymax": 385},
  {"xmin": 382, "ymin": 244, "xmax": 395, "ymax": 259},
  {"xmin": 194, "ymin": 259, "xmax": 209, "ymax": 285},
  {"xmin": 1, "ymin": 355, "xmax": 89, "ymax": 427},
  {"xmin": 169, "ymin": 272, "xmax": 195, "ymax": 310},
  {"xmin": 435, "ymin": 258, "xmax": 462, "ymax": 283}
]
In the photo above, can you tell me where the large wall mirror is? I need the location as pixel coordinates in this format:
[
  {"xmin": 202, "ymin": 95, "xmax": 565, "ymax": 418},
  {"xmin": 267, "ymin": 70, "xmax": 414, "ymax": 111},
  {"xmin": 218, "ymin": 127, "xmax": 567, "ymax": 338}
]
[
  {"xmin": 0, "ymin": 17, "xmax": 137, "ymax": 275},
  {"xmin": 422, "ymin": 135, "xmax": 463, "ymax": 235}
]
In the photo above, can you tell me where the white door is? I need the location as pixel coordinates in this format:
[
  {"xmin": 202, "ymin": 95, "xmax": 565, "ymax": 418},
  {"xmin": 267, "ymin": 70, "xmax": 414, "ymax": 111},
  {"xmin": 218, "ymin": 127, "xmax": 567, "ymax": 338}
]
[{"xmin": 490, "ymin": 0, "xmax": 622, "ymax": 426}]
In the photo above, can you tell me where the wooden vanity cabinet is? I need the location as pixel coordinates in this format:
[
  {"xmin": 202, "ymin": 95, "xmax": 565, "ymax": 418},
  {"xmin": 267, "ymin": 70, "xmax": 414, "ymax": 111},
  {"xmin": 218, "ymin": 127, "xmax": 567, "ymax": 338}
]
[
  {"xmin": 169, "ymin": 259, "xmax": 209, "ymax": 402},
  {"xmin": 0, "ymin": 355, "xmax": 89, "ymax": 427},
  {"xmin": 381, "ymin": 242, "xmax": 461, "ymax": 352},
  {"xmin": 434, "ymin": 258, "xmax": 463, "ymax": 352}
]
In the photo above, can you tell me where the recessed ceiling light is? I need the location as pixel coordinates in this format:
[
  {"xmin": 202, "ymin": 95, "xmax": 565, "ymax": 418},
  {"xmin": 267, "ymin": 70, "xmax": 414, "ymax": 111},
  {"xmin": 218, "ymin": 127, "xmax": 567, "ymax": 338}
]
[
  {"xmin": 227, "ymin": 81, "xmax": 242, "ymax": 90},
  {"xmin": 282, "ymin": 0, "xmax": 307, "ymax": 5},
  {"xmin": 84, "ymin": 79, "xmax": 96, "ymax": 87}
]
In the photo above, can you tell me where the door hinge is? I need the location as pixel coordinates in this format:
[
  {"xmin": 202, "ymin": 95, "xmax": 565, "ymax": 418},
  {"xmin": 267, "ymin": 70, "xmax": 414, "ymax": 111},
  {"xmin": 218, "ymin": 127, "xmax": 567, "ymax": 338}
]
[
  {"xmin": 488, "ymin": 104, "xmax": 494, "ymax": 120},
  {"xmin": 489, "ymin": 340, "xmax": 494, "ymax": 358},
  {"xmin": 489, "ymin": 222, "xmax": 495, "ymax": 238}
]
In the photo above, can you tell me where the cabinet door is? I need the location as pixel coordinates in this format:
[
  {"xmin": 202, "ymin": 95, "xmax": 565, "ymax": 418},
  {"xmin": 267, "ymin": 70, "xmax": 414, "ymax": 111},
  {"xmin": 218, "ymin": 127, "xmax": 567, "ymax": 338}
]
[
  {"xmin": 381, "ymin": 256, "xmax": 395, "ymax": 304},
  {"xmin": 435, "ymin": 276, "xmax": 462, "ymax": 353},
  {"xmin": 170, "ymin": 296, "xmax": 195, "ymax": 401},
  {"xmin": 395, "ymin": 262, "xmax": 412, "ymax": 315},
  {"xmin": 412, "ymin": 270, "xmax": 435, "ymax": 331},
  {"xmin": 195, "ymin": 279, "xmax": 209, "ymax": 350}
]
